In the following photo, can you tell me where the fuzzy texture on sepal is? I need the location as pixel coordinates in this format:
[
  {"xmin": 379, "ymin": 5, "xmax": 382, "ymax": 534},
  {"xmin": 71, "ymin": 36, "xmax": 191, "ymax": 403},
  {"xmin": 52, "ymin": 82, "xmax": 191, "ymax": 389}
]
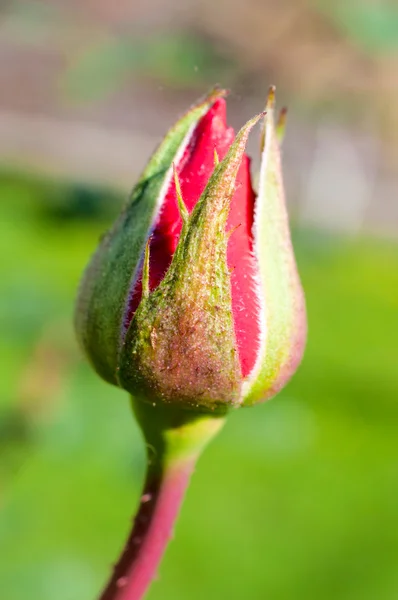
[
  {"xmin": 74, "ymin": 89, "xmax": 226, "ymax": 386},
  {"xmin": 119, "ymin": 116, "xmax": 262, "ymax": 411},
  {"xmin": 75, "ymin": 85, "xmax": 307, "ymax": 412},
  {"xmin": 241, "ymin": 87, "xmax": 306, "ymax": 405}
]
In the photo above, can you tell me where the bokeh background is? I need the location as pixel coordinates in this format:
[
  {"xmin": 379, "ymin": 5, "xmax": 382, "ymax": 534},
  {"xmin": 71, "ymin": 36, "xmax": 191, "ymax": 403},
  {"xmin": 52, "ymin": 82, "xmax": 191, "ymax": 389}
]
[{"xmin": 1, "ymin": 1, "xmax": 398, "ymax": 599}]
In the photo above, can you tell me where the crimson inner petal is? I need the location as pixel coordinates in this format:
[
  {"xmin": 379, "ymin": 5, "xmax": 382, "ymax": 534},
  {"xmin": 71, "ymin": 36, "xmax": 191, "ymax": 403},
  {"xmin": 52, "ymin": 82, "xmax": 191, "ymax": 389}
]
[{"xmin": 126, "ymin": 99, "xmax": 261, "ymax": 379}]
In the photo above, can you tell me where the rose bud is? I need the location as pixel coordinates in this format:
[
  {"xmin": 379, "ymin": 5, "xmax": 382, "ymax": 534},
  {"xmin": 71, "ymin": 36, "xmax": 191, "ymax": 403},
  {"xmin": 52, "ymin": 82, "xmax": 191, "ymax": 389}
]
[
  {"xmin": 75, "ymin": 86, "xmax": 306, "ymax": 412},
  {"xmin": 75, "ymin": 87, "xmax": 307, "ymax": 600}
]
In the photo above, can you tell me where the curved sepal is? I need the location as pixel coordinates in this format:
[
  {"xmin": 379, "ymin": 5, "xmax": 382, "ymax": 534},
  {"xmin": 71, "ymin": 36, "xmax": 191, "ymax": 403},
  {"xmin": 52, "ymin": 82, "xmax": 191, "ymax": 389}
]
[
  {"xmin": 242, "ymin": 87, "xmax": 306, "ymax": 405},
  {"xmin": 74, "ymin": 89, "xmax": 226, "ymax": 385},
  {"xmin": 119, "ymin": 115, "xmax": 261, "ymax": 410}
]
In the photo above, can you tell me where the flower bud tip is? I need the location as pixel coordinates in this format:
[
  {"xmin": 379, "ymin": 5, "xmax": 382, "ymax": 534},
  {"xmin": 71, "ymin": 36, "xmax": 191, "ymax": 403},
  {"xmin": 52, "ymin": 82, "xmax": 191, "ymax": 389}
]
[
  {"xmin": 266, "ymin": 85, "xmax": 276, "ymax": 110},
  {"xmin": 205, "ymin": 86, "xmax": 229, "ymax": 104}
]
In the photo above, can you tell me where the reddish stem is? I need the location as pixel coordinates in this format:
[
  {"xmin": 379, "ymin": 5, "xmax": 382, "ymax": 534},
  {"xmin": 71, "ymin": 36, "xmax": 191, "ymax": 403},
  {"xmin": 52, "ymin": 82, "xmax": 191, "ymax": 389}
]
[
  {"xmin": 98, "ymin": 457, "xmax": 194, "ymax": 600},
  {"xmin": 98, "ymin": 401, "xmax": 225, "ymax": 600}
]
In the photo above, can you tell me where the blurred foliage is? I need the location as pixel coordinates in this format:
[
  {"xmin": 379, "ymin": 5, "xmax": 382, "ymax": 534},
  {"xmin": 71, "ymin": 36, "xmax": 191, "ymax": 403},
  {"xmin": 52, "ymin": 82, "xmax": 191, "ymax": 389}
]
[
  {"xmin": 2, "ymin": 0, "xmax": 398, "ymax": 166},
  {"xmin": 318, "ymin": 0, "xmax": 398, "ymax": 54},
  {"xmin": 62, "ymin": 33, "xmax": 236, "ymax": 102},
  {"xmin": 1, "ymin": 0, "xmax": 60, "ymax": 44},
  {"xmin": 0, "ymin": 172, "xmax": 397, "ymax": 599}
]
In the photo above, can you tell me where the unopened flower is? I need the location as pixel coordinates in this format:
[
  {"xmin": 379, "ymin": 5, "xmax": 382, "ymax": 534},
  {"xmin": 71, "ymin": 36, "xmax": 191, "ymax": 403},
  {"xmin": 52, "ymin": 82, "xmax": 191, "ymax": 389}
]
[
  {"xmin": 75, "ymin": 87, "xmax": 306, "ymax": 411},
  {"xmin": 75, "ymin": 86, "xmax": 307, "ymax": 600}
]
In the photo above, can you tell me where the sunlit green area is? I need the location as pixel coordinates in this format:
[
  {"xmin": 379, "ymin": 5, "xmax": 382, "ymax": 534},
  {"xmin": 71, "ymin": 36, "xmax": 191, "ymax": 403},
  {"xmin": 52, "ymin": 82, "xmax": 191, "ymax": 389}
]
[{"xmin": 1, "ymin": 173, "xmax": 397, "ymax": 600}]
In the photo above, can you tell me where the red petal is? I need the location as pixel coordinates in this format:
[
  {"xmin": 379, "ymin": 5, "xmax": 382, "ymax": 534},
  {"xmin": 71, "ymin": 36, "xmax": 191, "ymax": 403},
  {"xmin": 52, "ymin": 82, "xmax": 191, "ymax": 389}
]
[
  {"xmin": 128, "ymin": 99, "xmax": 261, "ymax": 379},
  {"xmin": 227, "ymin": 155, "xmax": 260, "ymax": 378}
]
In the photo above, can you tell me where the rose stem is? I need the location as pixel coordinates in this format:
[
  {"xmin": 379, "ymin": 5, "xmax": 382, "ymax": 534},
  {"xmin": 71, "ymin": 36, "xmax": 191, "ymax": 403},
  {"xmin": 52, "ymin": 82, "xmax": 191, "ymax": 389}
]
[{"xmin": 98, "ymin": 400, "xmax": 225, "ymax": 600}]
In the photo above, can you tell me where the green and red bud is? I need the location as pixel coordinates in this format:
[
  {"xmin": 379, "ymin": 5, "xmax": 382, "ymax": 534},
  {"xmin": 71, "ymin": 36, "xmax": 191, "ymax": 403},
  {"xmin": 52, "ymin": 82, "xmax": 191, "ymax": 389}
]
[{"xmin": 75, "ymin": 86, "xmax": 306, "ymax": 411}]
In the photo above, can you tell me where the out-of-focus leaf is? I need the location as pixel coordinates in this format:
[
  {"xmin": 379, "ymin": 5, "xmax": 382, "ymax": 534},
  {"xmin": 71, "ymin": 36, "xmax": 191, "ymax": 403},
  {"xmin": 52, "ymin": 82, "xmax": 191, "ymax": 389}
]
[
  {"xmin": 318, "ymin": 0, "xmax": 398, "ymax": 54},
  {"xmin": 61, "ymin": 33, "xmax": 236, "ymax": 103},
  {"xmin": 1, "ymin": 174, "xmax": 398, "ymax": 600}
]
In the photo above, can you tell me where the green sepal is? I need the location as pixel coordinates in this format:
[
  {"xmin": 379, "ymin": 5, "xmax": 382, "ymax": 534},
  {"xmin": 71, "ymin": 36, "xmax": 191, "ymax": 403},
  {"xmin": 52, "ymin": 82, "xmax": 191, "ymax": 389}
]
[
  {"xmin": 242, "ymin": 87, "xmax": 306, "ymax": 405},
  {"xmin": 74, "ymin": 89, "xmax": 226, "ymax": 386},
  {"xmin": 119, "ymin": 115, "xmax": 262, "ymax": 411}
]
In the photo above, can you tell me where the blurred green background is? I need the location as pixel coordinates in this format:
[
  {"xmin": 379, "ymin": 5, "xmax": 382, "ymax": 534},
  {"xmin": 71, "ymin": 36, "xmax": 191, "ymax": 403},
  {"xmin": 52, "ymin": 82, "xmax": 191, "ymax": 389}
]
[{"xmin": 1, "ymin": 1, "xmax": 398, "ymax": 599}]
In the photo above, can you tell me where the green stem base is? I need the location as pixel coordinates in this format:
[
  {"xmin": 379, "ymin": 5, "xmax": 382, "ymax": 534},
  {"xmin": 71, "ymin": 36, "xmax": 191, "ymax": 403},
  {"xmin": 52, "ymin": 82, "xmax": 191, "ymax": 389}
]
[{"xmin": 98, "ymin": 400, "xmax": 225, "ymax": 600}]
